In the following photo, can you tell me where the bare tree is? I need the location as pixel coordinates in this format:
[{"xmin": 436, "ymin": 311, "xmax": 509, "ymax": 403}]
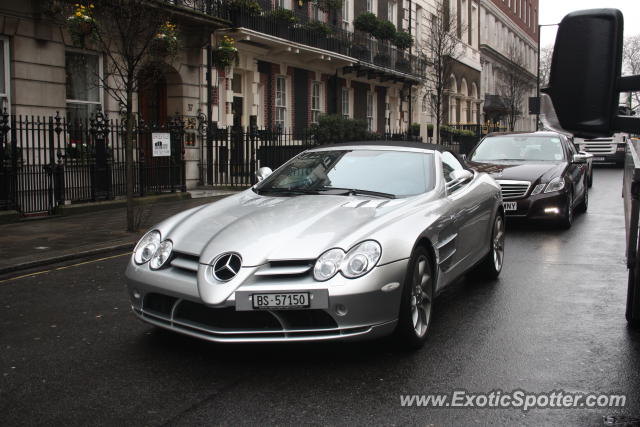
[
  {"xmin": 498, "ymin": 41, "xmax": 532, "ymax": 131},
  {"xmin": 539, "ymin": 45, "xmax": 553, "ymax": 88},
  {"xmin": 58, "ymin": 0, "xmax": 173, "ymax": 232},
  {"xmin": 623, "ymin": 34, "xmax": 640, "ymax": 111},
  {"xmin": 423, "ymin": 0, "xmax": 466, "ymax": 143}
]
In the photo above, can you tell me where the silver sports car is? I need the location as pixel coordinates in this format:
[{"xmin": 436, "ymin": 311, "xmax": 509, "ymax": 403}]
[{"xmin": 125, "ymin": 142, "xmax": 505, "ymax": 348}]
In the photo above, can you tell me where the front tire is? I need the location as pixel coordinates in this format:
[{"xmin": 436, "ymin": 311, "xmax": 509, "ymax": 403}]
[
  {"xmin": 394, "ymin": 247, "xmax": 434, "ymax": 350},
  {"xmin": 559, "ymin": 189, "xmax": 574, "ymax": 229},
  {"xmin": 475, "ymin": 213, "xmax": 505, "ymax": 279}
]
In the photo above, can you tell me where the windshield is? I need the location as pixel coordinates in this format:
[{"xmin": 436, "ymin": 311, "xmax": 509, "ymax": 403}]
[
  {"xmin": 256, "ymin": 149, "xmax": 435, "ymax": 197},
  {"xmin": 470, "ymin": 136, "xmax": 566, "ymax": 162}
]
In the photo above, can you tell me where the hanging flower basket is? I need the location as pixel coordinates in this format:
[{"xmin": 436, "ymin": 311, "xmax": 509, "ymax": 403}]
[
  {"xmin": 213, "ymin": 36, "xmax": 239, "ymax": 70},
  {"xmin": 67, "ymin": 3, "xmax": 97, "ymax": 47},
  {"xmin": 150, "ymin": 22, "xmax": 178, "ymax": 59}
]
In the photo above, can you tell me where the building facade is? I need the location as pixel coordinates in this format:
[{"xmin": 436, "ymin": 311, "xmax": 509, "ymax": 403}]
[{"xmin": 479, "ymin": 0, "xmax": 538, "ymax": 131}]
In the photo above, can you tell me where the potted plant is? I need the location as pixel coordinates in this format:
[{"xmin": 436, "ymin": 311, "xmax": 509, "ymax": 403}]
[
  {"xmin": 150, "ymin": 21, "xmax": 178, "ymax": 59},
  {"xmin": 393, "ymin": 30, "xmax": 413, "ymax": 50},
  {"xmin": 228, "ymin": 0, "xmax": 262, "ymax": 27},
  {"xmin": 427, "ymin": 124, "xmax": 434, "ymax": 137},
  {"xmin": 212, "ymin": 36, "xmax": 239, "ymax": 70},
  {"xmin": 354, "ymin": 12, "xmax": 378, "ymax": 34},
  {"xmin": 396, "ymin": 57, "xmax": 411, "ymax": 73},
  {"xmin": 373, "ymin": 20, "xmax": 396, "ymax": 41},
  {"xmin": 67, "ymin": 3, "xmax": 97, "ymax": 47}
]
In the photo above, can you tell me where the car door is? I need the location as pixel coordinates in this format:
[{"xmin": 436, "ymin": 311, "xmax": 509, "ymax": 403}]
[
  {"xmin": 564, "ymin": 136, "xmax": 586, "ymax": 202},
  {"xmin": 440, "ymin": 151, "xmax": 490, "ymax": 275}
]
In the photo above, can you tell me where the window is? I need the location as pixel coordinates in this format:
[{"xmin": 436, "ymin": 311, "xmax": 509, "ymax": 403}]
[
  {"xmin": 66, "ymin": 51, "xmax": 102, "ymax": 124},
  {"xmin": 311, "ymin": 81, "xmax": 321, "ymax": 124},
  {"xmin": 366, "ymin": 0, "xmax": 373, "ymax": 13},
  {"xmin": 422, "ymin": 94, "xmax": 428, "ymax": 113},
  {"xmin": 366, "ymin": 91, "xmax": 373, "ymax": 131},
  {"xmin": 277, "ymin": 0, "xmax": 288, "ymax": 9},
  {"xmin": 441, "ymin": 151, "xmax": 464, "ymax": 183},
  {"xmin": 341, "ymin": 87, "xmax": 349, "ymax": 119},
  {"xmin": 342, "ymin": 0, "xmax": 350, "ymax": 29},
  {"xmin": 275, "ymin": 76, "xmax": 287, "ymax": 129},
  {"xmin": 0, "ymin": 37, "xmax": 9, "ymax": 113},
  {"xmin": 388, "ymin": 1, "xmax": 395, "ymax": 24}
]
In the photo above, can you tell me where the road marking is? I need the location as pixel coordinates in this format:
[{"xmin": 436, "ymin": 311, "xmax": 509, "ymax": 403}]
[{"xmin": 0, "ymin": 252, "xmax": 131, "ymax": 284}]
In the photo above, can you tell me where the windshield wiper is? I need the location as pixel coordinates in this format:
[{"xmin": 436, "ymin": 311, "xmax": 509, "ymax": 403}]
[
  {"xmin": 254, "ymin": 187, "xmax": 320, "ymax": 196},
  {"xmin": 317, "ymin": 187, "xmax": 396, "ymax": 199}
]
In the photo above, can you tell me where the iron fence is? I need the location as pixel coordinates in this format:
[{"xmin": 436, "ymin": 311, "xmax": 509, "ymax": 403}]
[
  {"xmin": 198, "ymin": 126, "xmax": 428, "ymax": 187},
  {"xmin": 0, "ymin": 108, "xmax": 185, "ymax": 216}
]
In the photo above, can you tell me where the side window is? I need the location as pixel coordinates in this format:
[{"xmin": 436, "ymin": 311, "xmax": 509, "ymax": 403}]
[
  {"xmin": 566, "ymin": 137, "xmax": 578, "ymax": 156},
  {"xmin": 441, "ymin": 151, "xmax": 464, "ymax": 183}
]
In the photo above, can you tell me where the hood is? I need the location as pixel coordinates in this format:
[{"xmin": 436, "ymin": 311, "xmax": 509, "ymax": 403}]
[
  {"xmin": 161, "ymin": 190, "xmax": 413, "ymax": 266},
  {"xmin": 467, "ymin": 160, "xmax": 566, "ymax": 184}
]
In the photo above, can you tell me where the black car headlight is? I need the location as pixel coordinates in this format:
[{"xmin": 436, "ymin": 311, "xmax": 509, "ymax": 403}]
[
  {"xmin": 544, "ymin": 177, "xmax": 565, "ymax": 193},
  {"xmin": 313, "ymin": 240, "xmax": 382, "ymax": 281}
]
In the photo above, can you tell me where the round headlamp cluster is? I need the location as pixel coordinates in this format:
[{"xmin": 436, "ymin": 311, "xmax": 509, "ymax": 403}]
[
  {"xmin": 313, "ymin": 240, "xmax": 382, "ymax": 281},
  {"xmin": 133, "ymin": 230, "xmax": 173, "ymax": 269}
]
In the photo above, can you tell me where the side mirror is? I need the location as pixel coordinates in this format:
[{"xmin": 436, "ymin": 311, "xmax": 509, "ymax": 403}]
[
  {"xmin": 256, "ymin": 167, "xmax": 273, "ymax": 182},
  {"xmin": 572, "ymin": 153, "xmax": 588, "ymax": 164},
  {"xmin": 544, "ymin": 8, "xmax": 640, "ymax": 137},
  {"xmin": 449, "ymin": 169, "xmax": 473, "ymax": 182}
]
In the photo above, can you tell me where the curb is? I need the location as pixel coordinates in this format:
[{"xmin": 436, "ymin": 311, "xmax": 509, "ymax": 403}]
[{"xmin": 0, "ymin": 242, "xmax": 135, "ymax": 276}]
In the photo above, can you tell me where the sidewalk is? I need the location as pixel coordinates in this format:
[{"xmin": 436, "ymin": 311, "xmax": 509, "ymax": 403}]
[{"xmin": 0, "ymin": 193, "xmax": 236, "ymax": 275}]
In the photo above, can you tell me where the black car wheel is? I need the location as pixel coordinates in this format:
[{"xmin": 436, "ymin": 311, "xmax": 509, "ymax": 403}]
[
  {"xmin": 559, "ymin": 189, "xmax": 574, "ymax": 229},
  {"xmin": 578, "ymin": 183, "xmax": 588, "ymax": 213},
  {"xmin": 394, "ymin": 246, "xmax": 434, "ymax": 350}
]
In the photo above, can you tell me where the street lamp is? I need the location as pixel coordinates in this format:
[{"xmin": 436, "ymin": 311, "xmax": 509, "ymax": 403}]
[{"xmin": 536, "ymin": 23, "xmax": 559, "ymax": 130}]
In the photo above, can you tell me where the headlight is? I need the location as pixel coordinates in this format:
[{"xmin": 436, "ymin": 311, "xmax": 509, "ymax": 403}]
[
  {"xmin": 313, "ymin": 240, "xmax": 382, "ymax": 281},
  {"xmin": 530, "ymin": 183, "xmax": 546, "ymax": 196},
  {"xmin": 544, "ymin": 177, "xmax": 565, "ymax": 193},
  {"xmin": 341, "ymin": 240, "xmax": 382, "ymax": 278},
  {"xmin": 313, "ymin": 248, "xmax": 345, "ymax": 281},
  {"xmin": 133, "ymin": 230, "xmax": 161, "ymax": 265},
  {"xmin": 150, "ymin": 240, "xmax": 173, "ymax": 270}
]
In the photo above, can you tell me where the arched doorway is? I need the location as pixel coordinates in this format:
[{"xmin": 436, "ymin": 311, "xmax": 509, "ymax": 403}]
[
  {"xmin": 136, "ymin": 64, "xmax": 184, "ymax": 193},
  {"xmin": 138, "ymin": 66, "xmax": 168, "ymax": 125}
]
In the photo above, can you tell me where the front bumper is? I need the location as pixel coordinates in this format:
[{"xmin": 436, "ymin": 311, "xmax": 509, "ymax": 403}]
[
  {"xmin": 125, "ymin": 257, "xmax": 408, "ymax": 343},
  {"xmin": 502, "ymin": 190, "xmax": 569, "ymax": 221}
]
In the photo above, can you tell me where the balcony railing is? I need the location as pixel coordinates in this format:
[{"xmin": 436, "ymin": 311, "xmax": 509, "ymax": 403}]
[
  {"xmin": 229, "ymin": 6, "xmax": 426, "ymax": 79},
  {"xmin": 163, "ymin": 0, "xmax": 230, "ymax": 20}
]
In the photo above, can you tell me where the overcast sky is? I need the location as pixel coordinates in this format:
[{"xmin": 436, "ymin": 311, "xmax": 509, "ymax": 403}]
[{"xmin": 539, "ymin": 0, "xmax": 640, "ymax": 48}]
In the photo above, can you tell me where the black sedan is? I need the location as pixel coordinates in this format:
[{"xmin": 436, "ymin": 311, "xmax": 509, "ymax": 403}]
[{"xmin": 466, "ymin": 131, "xmax": 590, "ymax": 228}]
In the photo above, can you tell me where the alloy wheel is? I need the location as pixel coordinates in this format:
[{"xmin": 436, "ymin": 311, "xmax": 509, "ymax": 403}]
[
  {"xmin": 410, "ymin": 255, "xmax": 433, "ymax": 338},
  {"xmin": 492, "ymin": 215, "xmax": 505, "ymax": 272}
]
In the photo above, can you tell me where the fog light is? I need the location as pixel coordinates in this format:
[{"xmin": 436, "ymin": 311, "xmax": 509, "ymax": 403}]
[
  {"xmin": 133, "ymin": 290, "xmax": 141, "ymax": 299},
  {"xmin": 334, "ymin": 304, "xmax": 348, "ymax": 316},
  {"xmin": 544, "ymin": 207, "xmax": 560, "ymax": 214}
]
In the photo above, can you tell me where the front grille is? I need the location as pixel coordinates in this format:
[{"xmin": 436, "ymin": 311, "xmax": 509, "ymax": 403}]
[
  {"xmin": 254, "ymin": 260, "xmax": 314, "ymax": 278},
  {"xmin": 170, "ymin": 251, "xmax": 200, "ymax": 273},
  {"xmin": 496, "ymin": 180, "xmax": 531, "ymax": 200},
  {"xmin": 138, "ymin": 293, "xmax": 341, "ymax": 340},
  {"xmin": 582, "ymin": 142, "xmax": 615, "ymax": 154}
]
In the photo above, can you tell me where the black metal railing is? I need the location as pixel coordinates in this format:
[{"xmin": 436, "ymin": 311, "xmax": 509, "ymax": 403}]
[
  {"xmin": 162, "ymin": 0, "xmax": 230, "ymax": 20},
  {"xmin": 229, "ymin": 6, "xmax": 426, "ymax": 79},
  {"xmin": 198, "ymin": 126, "xmax": 431, "ymax": 187},
  {"xmin": 0, "ymin": 108, "xmax": 186, "ymax": 216}
]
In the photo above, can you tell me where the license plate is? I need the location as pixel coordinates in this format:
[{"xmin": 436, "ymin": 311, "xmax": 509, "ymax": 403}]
[
  {"xmin": 252, "ymin": 292, "xmax": 310, "ymax": 309},
  {"xmin": 503, "ymin": 201, "xmax": 518, "ymax": 211},
  {"xmin": 593, "ymin": 157, "xmax": 605, "ymax": 161}
]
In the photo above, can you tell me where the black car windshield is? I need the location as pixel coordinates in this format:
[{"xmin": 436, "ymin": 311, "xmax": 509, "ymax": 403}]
[
  {"xmin": 470, "ymin": 136, "xmax": 566, "ymax": 162},
  {"xmin": 256, "ymin": 149, "xmax": 435, "ymax": 197}
]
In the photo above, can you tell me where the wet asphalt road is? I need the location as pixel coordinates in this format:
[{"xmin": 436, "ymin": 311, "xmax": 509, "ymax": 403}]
[{"xmin": 1, "ymin": 167, "xmax": 639, "ymax": 426}]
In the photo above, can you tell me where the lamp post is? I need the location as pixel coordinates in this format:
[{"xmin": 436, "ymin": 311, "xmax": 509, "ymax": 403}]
[{"xmin": 536, "ymin": 23, "xmax": 559, "ymax": 130}]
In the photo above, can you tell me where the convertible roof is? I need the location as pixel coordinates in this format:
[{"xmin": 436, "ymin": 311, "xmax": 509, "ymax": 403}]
[{"xmin": 311, "ymin": 140, "xmax": 451, "ymax": 152}]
